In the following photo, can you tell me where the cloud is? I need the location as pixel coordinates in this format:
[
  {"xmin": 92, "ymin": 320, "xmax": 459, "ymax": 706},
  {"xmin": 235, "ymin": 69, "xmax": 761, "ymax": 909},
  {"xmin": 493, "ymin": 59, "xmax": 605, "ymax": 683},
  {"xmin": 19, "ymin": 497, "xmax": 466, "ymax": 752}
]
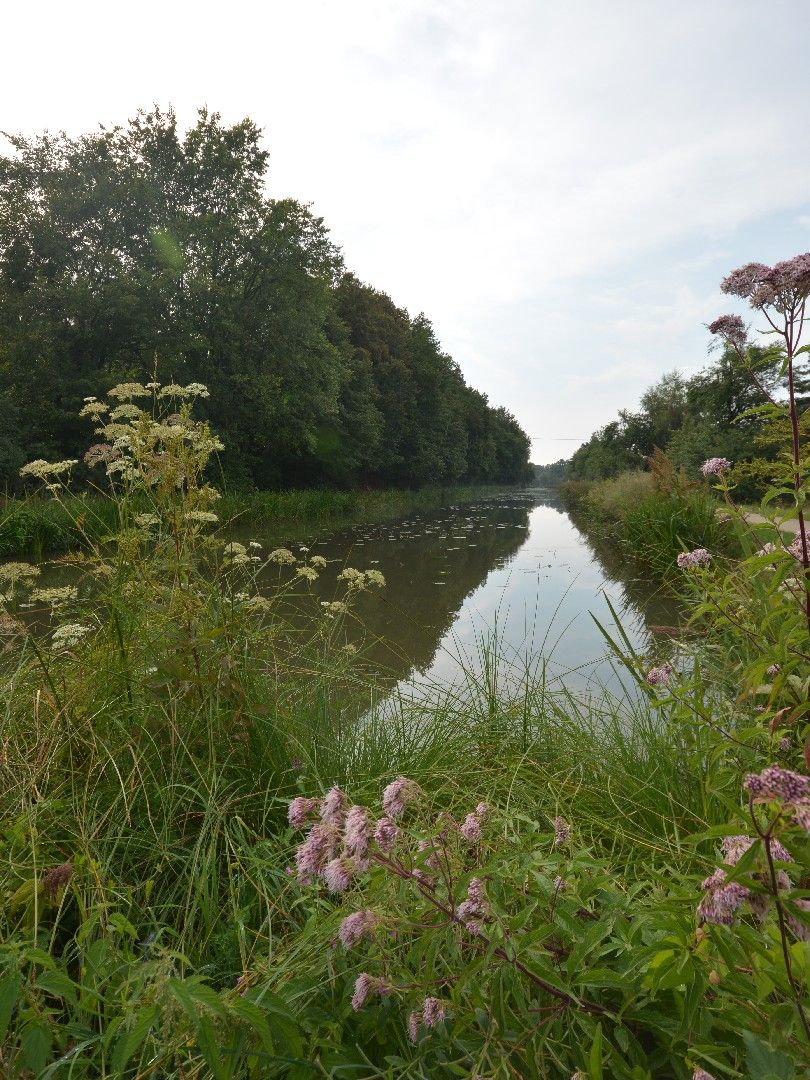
[{"xmin": 2, "ymin": 0, "xmax": 810, "ymax": 460}]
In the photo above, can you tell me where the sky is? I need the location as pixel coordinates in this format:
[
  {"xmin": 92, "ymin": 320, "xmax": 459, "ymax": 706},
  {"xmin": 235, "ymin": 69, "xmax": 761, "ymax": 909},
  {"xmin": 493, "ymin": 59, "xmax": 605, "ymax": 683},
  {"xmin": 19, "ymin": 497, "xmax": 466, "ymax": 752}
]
[{"xmin": 3, "ymin": 0, "xmax": 810, "ymax": 462}]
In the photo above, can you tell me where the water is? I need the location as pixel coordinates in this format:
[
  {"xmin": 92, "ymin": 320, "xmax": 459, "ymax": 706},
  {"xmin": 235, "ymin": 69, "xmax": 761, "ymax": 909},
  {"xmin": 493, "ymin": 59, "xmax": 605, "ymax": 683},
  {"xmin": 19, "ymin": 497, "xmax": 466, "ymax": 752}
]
[{"xmin": 235, "ymin": 490, "xmax": 679, "ymax": 696}]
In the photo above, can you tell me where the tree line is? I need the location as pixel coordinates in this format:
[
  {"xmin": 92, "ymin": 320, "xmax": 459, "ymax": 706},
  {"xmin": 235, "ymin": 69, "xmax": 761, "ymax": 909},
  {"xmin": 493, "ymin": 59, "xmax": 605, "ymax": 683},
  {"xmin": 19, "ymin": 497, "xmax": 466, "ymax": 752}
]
[
  {"xmin": 565, "ymin": 344, "xmax": 808, "ymax": 496},
  {"xmin": 0, "ymin": 108, "xmax": 533, "ymax": 491}
]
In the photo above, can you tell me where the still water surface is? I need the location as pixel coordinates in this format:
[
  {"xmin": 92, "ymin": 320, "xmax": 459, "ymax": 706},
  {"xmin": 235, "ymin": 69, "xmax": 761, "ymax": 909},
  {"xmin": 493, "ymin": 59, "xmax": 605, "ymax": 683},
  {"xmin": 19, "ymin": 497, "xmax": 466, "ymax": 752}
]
[{"xmin": 238, "ymin": 490, "xmax": 678, "ymax": 696}]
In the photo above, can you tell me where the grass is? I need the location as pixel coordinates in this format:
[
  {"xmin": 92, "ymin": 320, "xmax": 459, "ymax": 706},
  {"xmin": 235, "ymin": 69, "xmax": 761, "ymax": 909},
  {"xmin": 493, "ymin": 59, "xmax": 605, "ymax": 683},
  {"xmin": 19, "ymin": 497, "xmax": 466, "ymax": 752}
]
[{"xmin": 0, "ymin": 484, "xmax": 507, "ymax": 558}]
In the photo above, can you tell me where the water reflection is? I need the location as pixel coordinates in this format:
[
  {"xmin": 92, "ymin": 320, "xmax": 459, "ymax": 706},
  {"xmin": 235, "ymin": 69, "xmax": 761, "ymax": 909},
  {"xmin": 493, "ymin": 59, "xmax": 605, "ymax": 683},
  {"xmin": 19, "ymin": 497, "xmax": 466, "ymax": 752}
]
[{"xmin": 241, "ymin": 490, "xmax": 680, "ymax": 695}]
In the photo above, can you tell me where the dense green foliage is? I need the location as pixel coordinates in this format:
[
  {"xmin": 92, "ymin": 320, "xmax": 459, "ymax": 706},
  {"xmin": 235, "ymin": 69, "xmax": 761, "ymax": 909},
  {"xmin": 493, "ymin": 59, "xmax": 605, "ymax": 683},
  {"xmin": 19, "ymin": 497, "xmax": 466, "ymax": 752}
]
[
  {"xmin": 567, "ymin": 349, "xmax": 793, "ymax": 497},
  {"xmin": 0, "ymin": 108, "xmax": 532, "ymax": 491},
  {"xmin": 0, "ymin": 376, "xmax": 808, "ymax": 1077}
]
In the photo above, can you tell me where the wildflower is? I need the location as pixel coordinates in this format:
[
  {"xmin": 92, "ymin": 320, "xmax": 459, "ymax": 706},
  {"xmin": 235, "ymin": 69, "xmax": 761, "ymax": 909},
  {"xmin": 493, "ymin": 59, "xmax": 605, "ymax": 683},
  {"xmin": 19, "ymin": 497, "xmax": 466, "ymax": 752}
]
[
  {"xmin": 31, "ymin": 586, "xmax": 78, "ymax": 607},
  {"xmin": 382, "ymin": 776, "xmax": 419, "ymax": 818},
  {"xmin": 224, "ymin": 542, "xmax": 247, "ymax": 557},
  {"xmin": 646, "ymin": 664, "xmax": 672, "ymax": 687},
  {"xmin": 134, "ymin": 513, "xmax": 160, "ymax": 529},
  {"xmin": 374, "ymin": 816, "xmax": 399, "ymax": 851},
  {"xmin": 107, "ymin": 382, "xmax": 150, "ymax": 400},
  {"xmin": 677, "ymin": 548, "xmax": 711, "ymax": 569},
  {"xmin": 460, "ymin": 813, "xmax": 481, "ymax": 842},
  {"xmin": 365, "ymin": 568, "xmax": 385, "ymax": 587},
  {"xmin": 243, "ymin": 595, "xmax": 273, "ymax": 614},
  {"xmin": 759, "ymin": 541, "xmax": 777, "ymax": 555},
  {"xmin": 553, "ymin": 875, "xmax": 567, "ymax": 892},
  {"xmin": 295, "ymin": 822, "xmax": 340, "ymax": 883},
  {"xmin": 720, "ymin": 262, "xmax": 771, "ymax": 300},
  {"xmin": 788, "ymin": 535, "xmax": 807, "ymax": 561},
  {"xmin": 325, "ymin": 600, "xmax": 348, "ymax": 615},
  {"xmin": 79, "ymin": 400, "xmax": 110, "ymax": 418},
  {"xmin": 700, "ymin": 457, "xmax": 732, "ymax": 477},
  {"xmin": 338, "ymin": 910, "xmax": 378, "ymax": 948},
  {"xmin": 458, "ymin": 876, "xmax": 488, "ymax": 932},
  {"xmin": 744, "ymin": 765, "xmax": 810, "ymax": 804},
  {"xmin": 248, "ymin": 540, "xmax": 262, "ymax": 549},
  {"xmin": 692, "ymin": 1069, "xmax": 717, "ymax": 1080},
  {"xmin": 42, "ymin": 862, "xmax": 74, "ymax": 899},
  {"xmin": 0, "ymin": 562, "xmax": 40, "ymax": 585},
  {"xmin": 350, "ymin": 972, "xmax": 388, "ymax": 1009},
  {"xmin": 321, "ymin": 786, "xmax": 348, "ymax": 826},
  {"xmin": 323, "ymin": 857, "xmax": 355, "ymax": 892},
  {"xmin": 767, "ymin": 663, "xmax": 781, "ymax": 677},
  {"xmin": 51, "ymin": 624, "xmax": 91, "ymax": 649},
  {"xmin": 184, "ymin": 511, "xmax": 218, "ymax": 524},
  {"xmin": 418, "ymin": 838, "xmax": 442, "ymax": 870},
  {"xmin": 110, "ymin": 403, "xmax": 142, "ymax": 421},
  {"xmin": 421, "ymin": 997, "xmax": 446, "ymax": 1028},
  {"xmin": 268, "ymin": 547, "xmax": 297, "ymax": 566},
  {"xmin": 337, "ymin": 567, "xmax": 365, "ymax": 587},
  {"xmin": 407, "ymin": 1010, "xmax": 421, "ymax": 1042},
  {"xmin": 20, "ymin": 459, "xmax": 78, "ymax": 480},
  {"xmin": 697, "ymin": 868, "xmax": 749, "ymax": 926},
  {"xmin": 476, "ymin": 801, "xmax": 488, "ymax": 816},
  {"xmin": 553, "ymin": 816, "xmax": 570, "ymax": 846},
  {"xmin": 309, "ymin": 554, "xmax": 327, "ymax": 568},
  {"xmin": 342, "ymin": 643, "xmax": 358, "ymax": 656},
  {"xmin": 288, "ymin": 796, "xmax": 318, "ymax": 829},
  {"xmin": 707, "ymin": 314, "xmax": 747, "ymax": 349},
  {"xmin": 344, "ymin": 805, "xmax": 372, "ymax": 861},
  {"xmin": 296, "ymin": 565, "xmax": 319, "ymax": 582},
  {"xmin": 787, "ymin": 898, "xmax": 810, "ymax": 942}
]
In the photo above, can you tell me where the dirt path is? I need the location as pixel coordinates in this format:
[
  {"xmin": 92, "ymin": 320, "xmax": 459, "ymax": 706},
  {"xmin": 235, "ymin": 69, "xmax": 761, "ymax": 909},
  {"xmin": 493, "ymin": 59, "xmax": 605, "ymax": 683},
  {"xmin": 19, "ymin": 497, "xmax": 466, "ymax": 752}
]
[{"xmin": 743, "ymin": 511, "xmax": 800, "ymax": 534}]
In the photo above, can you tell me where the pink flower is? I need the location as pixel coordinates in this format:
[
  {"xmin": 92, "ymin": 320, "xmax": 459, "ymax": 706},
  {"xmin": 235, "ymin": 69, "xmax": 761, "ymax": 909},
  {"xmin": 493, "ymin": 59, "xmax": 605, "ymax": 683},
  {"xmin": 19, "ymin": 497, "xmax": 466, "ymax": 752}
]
[
  {"xmin": 707, "ymin": 315, "xmax": 746, "ymax": 348},
  {"xmin": 407, "ymin": 1010, "xmax": 421, "ymax": 1043},
  {"xmin": 788, "ymin": 535, "xmax": 808, "ymax": 562},
  {"xmin": 692, "ymin": 1069, "xmax": 717, "ymax": 1080},
  {"xmin": 744, "ymin": 765, "xmax": 810, "ymax": 803},
  {"xmin": 382, "ymin": 776, "xmax": 419, "ymax": 818},
  {"xmin": 338, "ymin": 910, "xmax": 378, "ymax": 949},
  {"xmin": 288, "ymin": 796, "xmax": 318, "ymax": 829},
  {"xmin": 295, "ymin": 822, "xmax": 340, "ymax": 883},
  {"xmin": 697, "ymin": 868, "xmax": 749, "ymax": 926},
  {"xmin": 344, "ymin": 805, "xmax": 372, "ymax": 861},
  {"xmin": 677, "ymin": 548, "xmax": 711, "ymax": 569},
  {"xmin": 323, "ymin": 857, "xmax": 355, "ymax": 893},
  {"xmin": 767, "ymin": 663, "xmax": 781, "ymax": 677},
  {"xmin": 351, "ymin": 973, "xmax": 388, "ymax": 1010},
  {"xmin": 374, "ymin": 816, "xmax": 399, "ymax": 851},
  {"xmin": 320, "ymin": 786, "xmax": 348, "ymax": 826},
  {"xmin": 421, "ymin": 997, "xmax": 446, "ymax": 1028},
  {"xmin": 457, "ymin": 876, "xmax": 488, "ymax": 933},
  {"xmin": 700, "ymin": 457, "xmax": 731, "ymax": 477},
  {"xmin": 475, "ymin": 802, "xmax": 488, "ymax": 816},
  {"xmin": 553, "ymin": 816, "xmax": 570, "ymax": 846},
  {"xmin": 460, "ymin": 812, "xmax": 482, "ymax": 842},
  {"xmin": 418, "ymin": 838, "xmax": 441, "ymax": 870},
  {"xmin": 788, "ymin": 898, "xmax": 810, "ymax": 942},
  {"xmin": 646, "ymin": 664, "xmax": 672, "ymax": 687},
  {"xmin": 720, "ymin": 262, "xmax": 771, "ymax": 300}
]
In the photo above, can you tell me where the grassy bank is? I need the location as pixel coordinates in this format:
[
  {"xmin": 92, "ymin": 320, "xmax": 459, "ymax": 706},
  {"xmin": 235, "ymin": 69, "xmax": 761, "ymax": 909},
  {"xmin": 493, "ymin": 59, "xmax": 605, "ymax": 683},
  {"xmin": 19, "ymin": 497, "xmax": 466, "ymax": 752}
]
[
  {"xmin": 1, "ymin": 384, "xmax": 808, "ymax": 1078},
  {"xmin": 0, "ymin": 484, "xmax": 506, "ymax": 558},
  {"xmin": 562, "ymin": 469, "xmax": 736, "ymax": 579}
]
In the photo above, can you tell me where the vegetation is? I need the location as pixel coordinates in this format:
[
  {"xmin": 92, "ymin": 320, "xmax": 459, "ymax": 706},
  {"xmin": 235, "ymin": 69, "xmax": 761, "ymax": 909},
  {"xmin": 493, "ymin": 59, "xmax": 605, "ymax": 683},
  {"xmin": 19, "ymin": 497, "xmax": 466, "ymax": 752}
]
[
  {"xmin": 0, "ymin": 484, "xmax": 503, "ymax": 559},
  {"xmin": 0, "ymin": 108, "xmax": 532, "ymax": 493},
  {"xmin": 566, "ymin": 344, "xmax": 806, "ymax": 501},
  {"xmin": 1, "ymin": 254, "xmax": 810, "ymax": 1079}
]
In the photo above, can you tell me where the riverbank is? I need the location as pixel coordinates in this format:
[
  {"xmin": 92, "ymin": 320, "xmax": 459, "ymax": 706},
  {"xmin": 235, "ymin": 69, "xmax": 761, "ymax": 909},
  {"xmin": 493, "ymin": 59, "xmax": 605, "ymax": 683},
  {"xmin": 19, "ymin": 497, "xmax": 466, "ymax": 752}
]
[
  {"xmin": 0, "ymin": 483, "xmax": 508, "ymax": 558},
  {"xmin": 561, "ymin": 469, "xmax": 737, "ymax": 578}
]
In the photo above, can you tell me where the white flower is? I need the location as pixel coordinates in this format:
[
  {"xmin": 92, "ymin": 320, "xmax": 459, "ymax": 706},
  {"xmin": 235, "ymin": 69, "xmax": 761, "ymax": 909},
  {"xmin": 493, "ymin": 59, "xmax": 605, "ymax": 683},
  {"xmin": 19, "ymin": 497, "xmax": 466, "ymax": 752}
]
[
  {"xmin": 184, "ymin": 511, "xmax": 218, "ymax": 524},
  {"xmin": 52, "ymin": 623, "xmax": 91, "ymax": 649}
]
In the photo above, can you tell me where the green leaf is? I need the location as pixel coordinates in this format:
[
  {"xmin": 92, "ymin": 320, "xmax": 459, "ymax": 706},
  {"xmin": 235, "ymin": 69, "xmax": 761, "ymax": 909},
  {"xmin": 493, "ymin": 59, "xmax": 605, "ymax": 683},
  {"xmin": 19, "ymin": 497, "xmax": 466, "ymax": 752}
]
[
  {"xmin": 742, "ymin": 1030, "xmax": 795, "ymax": 1080},
  {"xmin": 111, "ymin": 1003, "xmax": 158, "ymax": 1074},
  {"xmin": 0, "ymin": 974, "xmax": 20, "ymax": 1042},
  {"xmin": 588, "ymin": 1021, "xmax": 603, "ymax": 1080},
  {"xmin": 20, "ymin": 1019, "xmax": 52, "ymax": 1075}
]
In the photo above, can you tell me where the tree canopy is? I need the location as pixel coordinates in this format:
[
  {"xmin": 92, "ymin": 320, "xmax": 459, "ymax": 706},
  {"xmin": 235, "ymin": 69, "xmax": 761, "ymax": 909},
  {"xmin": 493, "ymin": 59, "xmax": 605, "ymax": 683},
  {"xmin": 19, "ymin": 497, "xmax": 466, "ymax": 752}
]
[{"xmin": 0, "ymin": 107, "xmax": 532, "ymax": 490}]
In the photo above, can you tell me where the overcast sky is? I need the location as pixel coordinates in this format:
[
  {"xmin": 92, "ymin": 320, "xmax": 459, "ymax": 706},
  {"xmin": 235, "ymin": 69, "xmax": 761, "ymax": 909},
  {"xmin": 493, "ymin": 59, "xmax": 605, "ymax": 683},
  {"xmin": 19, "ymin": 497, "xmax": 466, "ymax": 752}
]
[{"xmin": 4, "ymin": 1, "xmax": 810, "ymax": 461}]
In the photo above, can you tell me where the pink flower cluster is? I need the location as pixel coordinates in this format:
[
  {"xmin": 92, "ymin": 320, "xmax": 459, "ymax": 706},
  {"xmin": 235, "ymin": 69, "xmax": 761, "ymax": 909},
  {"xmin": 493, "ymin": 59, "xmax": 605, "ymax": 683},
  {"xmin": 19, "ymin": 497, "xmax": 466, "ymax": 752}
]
[
  {"xmin": 646, "ymin": 664, "xmax": 672, "ymax": 687},
  {"xmin": 744, "ymin": 765, "xmax": 810, "ymax": 831},
  {"xmin": 382, "ymin": 776, "xmax": 420, "ymax": 818},
  {"xmin": 339, "ymin": 909, "xmax": 378, "ymax": 949},
  {"xmin": 553, "ymin": 815, "xmax": 570, "ymax": 846},
  {"xmin": 293, "ymin": 785, "xmax": 381, "ymax": 890},
  {"xmin": 692, "ymin": 1069, "xmax": 717, "ymax": 1080},
  {"xmin": 700, "ymin": 457, "xmax": 731, "ymax": 477},
  {"xmin": 677, "ymin": 548, "xmax": 711, "ymax": 569},
  {"xmin": 460, "ymin": 801, "xmax": 488, "ymax": 842},
  {"xmin": 707, "ymin": 314, "xmax": 747, "ymax": 349},
  {"xmin": 721, "ymin": 254, "xmax": 810, "ymax": 308},
  {"xmin": 457, "ymin": 876, "xmax": 488, "ymax": 934},
  {"xmin": 407, "ymin": 996, "xmax": 447, "ymax": 1041},
  {"xmin": 788, "ymin": 535, "xmax": 808, "ymax": 562},
  {"xmin": 351, "ymin": 973, "xmax": 390, "ymax": 1010}
]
